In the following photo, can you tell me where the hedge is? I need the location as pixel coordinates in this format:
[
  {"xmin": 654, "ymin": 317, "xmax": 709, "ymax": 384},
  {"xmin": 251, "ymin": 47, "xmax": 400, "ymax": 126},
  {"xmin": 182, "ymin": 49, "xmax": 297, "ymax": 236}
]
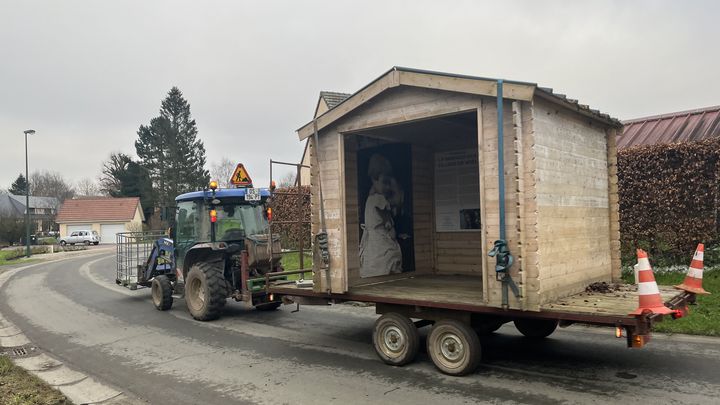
[
  {"xmin": 617, "ymin": 137, "xmax": 720, "ymax": 265},
  {"xmin": 268, "ymin": 186, "xmax": 311, "ymax": 251}
]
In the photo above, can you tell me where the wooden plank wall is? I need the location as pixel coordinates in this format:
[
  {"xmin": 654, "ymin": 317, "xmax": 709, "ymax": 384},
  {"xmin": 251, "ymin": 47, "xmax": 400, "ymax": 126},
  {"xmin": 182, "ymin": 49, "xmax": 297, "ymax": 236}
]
[
  {"xmin": 478, "ymin": 98, "xmax": 524, "ymax": 309},
  {"xmin": 515, "ymin": 100, "xmax": 540, "ymax": 310},
  {"xmin": 531, "ymin": 97, "xmax": 612, "ymax": 304},
  {"xmin": 309, "ymin": 130, "xmax": 347, "ymax": 293},
  {"xmin": 606, "ymin": 128, "xmax": 622, "ymax": 281}
]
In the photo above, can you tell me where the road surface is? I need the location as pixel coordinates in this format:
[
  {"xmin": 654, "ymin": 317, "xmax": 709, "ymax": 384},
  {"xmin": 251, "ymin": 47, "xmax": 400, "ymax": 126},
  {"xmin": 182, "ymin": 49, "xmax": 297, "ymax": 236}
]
[{"xmin": 1, "ymin": 252, "xmax": 719, "ymax": 404}]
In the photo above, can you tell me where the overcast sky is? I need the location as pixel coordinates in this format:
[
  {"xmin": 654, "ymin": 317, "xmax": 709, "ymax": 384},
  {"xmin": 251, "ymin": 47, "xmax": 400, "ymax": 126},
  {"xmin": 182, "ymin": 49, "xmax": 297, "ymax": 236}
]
[{"xmin": 1, "ymin": 0, "xmax": 718, "ymax": 191}]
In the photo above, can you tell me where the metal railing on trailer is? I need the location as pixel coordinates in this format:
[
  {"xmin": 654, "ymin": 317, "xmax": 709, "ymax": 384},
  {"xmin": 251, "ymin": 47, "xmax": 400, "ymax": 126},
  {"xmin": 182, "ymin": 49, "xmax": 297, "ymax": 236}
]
[
  {"xmin": 116, "ymin": 231, "xmax": 168, "ymax": 290},
  {"xmin": 266, "ymin": 159, "xmax": 314, "ymax": 288}
]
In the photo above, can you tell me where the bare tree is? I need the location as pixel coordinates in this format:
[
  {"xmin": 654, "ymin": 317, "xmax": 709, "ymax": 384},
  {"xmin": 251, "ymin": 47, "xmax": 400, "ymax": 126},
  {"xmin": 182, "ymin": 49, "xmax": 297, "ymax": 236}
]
[
  {"xmin": 210, "ymin": 157, "xmax": 236, "ymax": 188},
  {"xmin": 277, "ymin": 171, "xmax": 296, "ymax": 188},
  {"xmin": 29, "ymin": 170, "xmax": 75, "ymax": 203},
  {"xmin": 75, "ymin": 177, "xmax": 103, "ymax": 197}
]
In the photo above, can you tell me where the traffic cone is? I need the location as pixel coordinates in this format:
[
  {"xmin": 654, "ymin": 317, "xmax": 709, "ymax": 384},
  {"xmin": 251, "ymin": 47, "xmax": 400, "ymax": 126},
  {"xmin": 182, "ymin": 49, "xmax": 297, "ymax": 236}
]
[
  {"xmin": 675, "ymin": 243, "xmax": 710, "ymax": 295},
  {"xmin": 630, "ymin": 249, "xmax": 673, "ymax": 316}
]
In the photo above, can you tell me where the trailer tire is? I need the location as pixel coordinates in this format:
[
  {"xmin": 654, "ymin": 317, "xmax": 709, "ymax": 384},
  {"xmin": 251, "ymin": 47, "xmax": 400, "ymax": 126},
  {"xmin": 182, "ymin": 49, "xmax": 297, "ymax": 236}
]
[
  {"xmin": 185, "ymin": 261, "xmax": 227, "ymax": 321},
  {"xmin": 151, "ymin": 275, "xmax": 173, "ymax": 311},
  {"xmin": 255, "ymin": 302, "xmax": 281, "ymax": 311},
  {"xmin": 427, "ymin": 320, "xmax": 481, "ymax": 376},
  {"xmin": 514, "ymin": 319, "xmax": 558, "ymax": 339},
  {"xmin": 373, "ymin": 313, "xmax": 419, "ymax": 366},
  {"xmin": 473, "ymin": 320, "xmax": 504, "ymax": 336}
]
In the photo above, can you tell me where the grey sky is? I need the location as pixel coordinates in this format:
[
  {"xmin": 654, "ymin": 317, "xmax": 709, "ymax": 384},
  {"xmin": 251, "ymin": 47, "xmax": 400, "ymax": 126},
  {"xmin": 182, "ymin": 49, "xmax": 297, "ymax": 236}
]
[{"xmin": 1, "ymin": 0, "xmax": 718, "ymax": 190}]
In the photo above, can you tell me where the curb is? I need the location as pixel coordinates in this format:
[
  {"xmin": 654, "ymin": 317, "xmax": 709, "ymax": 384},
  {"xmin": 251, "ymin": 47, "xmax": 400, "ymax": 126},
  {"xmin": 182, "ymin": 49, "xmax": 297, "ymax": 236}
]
[{"xmin": 0, "ymin": 255, "xmax": 138, "ymax": 404}]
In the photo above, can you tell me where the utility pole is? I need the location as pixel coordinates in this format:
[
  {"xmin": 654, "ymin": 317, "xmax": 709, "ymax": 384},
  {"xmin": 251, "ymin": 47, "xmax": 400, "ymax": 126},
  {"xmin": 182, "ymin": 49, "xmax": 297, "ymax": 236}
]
[{"xmin": 23, "ymin": 129, "xmax": 35, "ymax": 257}]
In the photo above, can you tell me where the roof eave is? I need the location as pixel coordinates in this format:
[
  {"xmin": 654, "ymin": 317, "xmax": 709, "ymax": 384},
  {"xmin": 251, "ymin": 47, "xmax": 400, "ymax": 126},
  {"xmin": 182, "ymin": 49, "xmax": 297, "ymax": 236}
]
[{"xmin": 296, "ymin": 67, "xmax": 537, "ymax": 140}]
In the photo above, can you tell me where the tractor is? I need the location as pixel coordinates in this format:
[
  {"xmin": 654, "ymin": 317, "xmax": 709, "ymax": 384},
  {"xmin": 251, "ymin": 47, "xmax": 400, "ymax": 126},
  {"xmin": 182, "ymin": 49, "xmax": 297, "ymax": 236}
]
[{"xmin": 123, "ymin": 181, "xmax": 285, "ymax": 321}]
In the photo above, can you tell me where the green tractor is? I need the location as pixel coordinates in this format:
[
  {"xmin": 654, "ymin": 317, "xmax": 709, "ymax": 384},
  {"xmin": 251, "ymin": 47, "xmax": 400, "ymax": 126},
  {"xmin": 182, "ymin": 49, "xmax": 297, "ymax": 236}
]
[{"xmin": 141, "ymin": 183, "xmax": 285, "ymax": 321}]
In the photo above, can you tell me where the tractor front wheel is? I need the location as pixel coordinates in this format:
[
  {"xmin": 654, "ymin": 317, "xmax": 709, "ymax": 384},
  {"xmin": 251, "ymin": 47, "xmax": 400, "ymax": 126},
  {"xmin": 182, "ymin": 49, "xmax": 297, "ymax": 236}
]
[
  {"xmin": 185, "ymin": 262, "xmax": 227, "ymax": 321},
  {"xmin": 151, "ymin": 275, "xmax": 173, "ymax": 311}
]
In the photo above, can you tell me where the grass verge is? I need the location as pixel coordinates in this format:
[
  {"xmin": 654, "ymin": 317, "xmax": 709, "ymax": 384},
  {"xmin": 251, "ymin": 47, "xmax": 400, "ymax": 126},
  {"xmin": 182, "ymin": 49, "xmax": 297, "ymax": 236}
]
[
  {"xmin": 281, "ymin": 252, "xmax": 313, "ymax": 280},
  {"xmin": 0, "ymin": 355, "xmax": 71, "ymax": 405},
  {"xmin": 622, "ymin": 269, "xmax": 720, "ymax": 336}
]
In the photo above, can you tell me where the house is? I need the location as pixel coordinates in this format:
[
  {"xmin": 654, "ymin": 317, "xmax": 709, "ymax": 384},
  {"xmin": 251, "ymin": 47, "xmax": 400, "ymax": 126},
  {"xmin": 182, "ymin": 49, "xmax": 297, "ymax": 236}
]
[
  {"xmin": 300, "ymin": 66, "xmax": 622, "ymax": 310},
  {"xmin": 618, "ymin": 104, "xmax": 720, "ymax": 148},
  {"xmin": 298, "ymin": 91, "xmax": 352, "ymax": 185},
  {"xmin": 0, "ymin": 191, "xmax": 59, "ymax": 232},
  {"xmin": 55, "ymin": 197, "xmax": 144, "ymax": 243}
]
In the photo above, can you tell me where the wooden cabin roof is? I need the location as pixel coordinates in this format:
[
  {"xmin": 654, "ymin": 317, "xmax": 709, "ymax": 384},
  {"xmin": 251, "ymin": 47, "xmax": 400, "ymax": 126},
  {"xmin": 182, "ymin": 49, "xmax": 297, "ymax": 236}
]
[{"xmin": 297, "ymin": 66, "xmax": 622, "ymax": 140}]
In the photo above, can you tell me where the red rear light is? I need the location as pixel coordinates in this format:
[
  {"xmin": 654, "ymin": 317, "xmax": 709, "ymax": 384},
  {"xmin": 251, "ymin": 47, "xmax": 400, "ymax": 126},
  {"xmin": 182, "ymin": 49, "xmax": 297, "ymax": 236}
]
[{"xmin": 210, "ymin": 209, "xmax": 217, "ymax": 223}]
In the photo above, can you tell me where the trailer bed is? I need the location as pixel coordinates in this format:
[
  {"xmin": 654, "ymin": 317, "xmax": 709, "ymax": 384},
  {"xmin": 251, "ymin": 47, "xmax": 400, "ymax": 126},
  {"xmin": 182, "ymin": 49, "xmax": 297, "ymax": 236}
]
[{"xmin": 270, "ymin": 274, "xmax": 691, "ymax": 326}]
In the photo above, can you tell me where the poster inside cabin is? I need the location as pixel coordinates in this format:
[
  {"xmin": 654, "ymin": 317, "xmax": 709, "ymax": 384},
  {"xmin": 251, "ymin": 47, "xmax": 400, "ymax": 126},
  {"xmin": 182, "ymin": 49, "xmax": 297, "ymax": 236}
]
[
  {"xmin": 357, "ymin": 143, "xmax": 415, "ymax": 278},
  {"xmin": 435, "ymin": 150, "xmax": 481, "ymax": 232}
]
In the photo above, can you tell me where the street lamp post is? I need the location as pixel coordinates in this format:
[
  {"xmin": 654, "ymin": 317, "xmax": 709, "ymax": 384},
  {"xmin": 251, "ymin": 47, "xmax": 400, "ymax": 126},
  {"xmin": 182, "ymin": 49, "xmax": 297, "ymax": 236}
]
[{"xmin": 23, "ymin": 129, "xmax": 35, "ymax": 257}]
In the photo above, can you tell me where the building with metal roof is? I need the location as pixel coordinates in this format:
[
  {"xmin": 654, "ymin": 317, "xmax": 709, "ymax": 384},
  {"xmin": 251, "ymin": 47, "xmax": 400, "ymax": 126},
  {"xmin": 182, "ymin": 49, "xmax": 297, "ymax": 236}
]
[{"xmin": 618, "ymin": 105, "xmax": 720, "ymax": 149}]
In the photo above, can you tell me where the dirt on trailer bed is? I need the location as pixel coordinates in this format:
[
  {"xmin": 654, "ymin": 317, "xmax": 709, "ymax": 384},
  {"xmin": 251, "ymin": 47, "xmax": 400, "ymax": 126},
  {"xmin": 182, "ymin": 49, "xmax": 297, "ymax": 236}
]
[{"xmin": 584, "ymin": 281, "xmax": 636, "ymax": 295}]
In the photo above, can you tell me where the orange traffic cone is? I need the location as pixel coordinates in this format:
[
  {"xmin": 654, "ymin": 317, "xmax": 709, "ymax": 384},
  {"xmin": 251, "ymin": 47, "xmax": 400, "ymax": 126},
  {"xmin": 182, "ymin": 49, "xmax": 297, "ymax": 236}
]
[
  {"xmin": 675, "ymin": 243, "xmax": 711, "ymax": 295},
  {"xmin": 630, "ymin": 249, "xmax": 673, "ymax": 316}
]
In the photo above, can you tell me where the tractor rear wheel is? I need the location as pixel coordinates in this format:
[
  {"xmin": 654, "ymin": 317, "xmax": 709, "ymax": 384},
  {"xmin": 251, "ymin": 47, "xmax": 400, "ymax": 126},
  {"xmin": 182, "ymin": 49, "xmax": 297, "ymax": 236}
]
[
  {"xmin": 185, "ymin": 261, "xmax": 227, "ymax": 321},
  {"xmin": 151, "ymin": 275, "xmax": 173, "ymax": 311}
]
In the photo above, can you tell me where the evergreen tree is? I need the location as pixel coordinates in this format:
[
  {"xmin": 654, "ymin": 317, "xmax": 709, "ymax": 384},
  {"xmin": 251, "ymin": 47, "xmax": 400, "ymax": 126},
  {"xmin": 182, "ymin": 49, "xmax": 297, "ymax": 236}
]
[
  {"xmin": 9, "ymin": 174, "xmax": 28, "ymax": 195},
  {"xmin": 119, "ymin": 161, "xmax": 154, "ymax": 219},
  {"xmin": 135, "ymin": 87, "xmax": 210, "ymax": 208}
]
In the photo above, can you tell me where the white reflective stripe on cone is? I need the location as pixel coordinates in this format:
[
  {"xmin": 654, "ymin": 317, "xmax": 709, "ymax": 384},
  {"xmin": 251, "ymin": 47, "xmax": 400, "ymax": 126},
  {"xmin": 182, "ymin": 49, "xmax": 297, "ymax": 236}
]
[
  {"xmin": 694, "ymin": 251, "xmax": 704, "ymax": 261},
  {"xmin": 637, "ymin": 257, "xmax": 651, "ymax": 271},
  {"xmin": 638, "ymin": 282, "xmax": 660, "ymax": 295},
  {"xmin": 688, "ymin": 267, "xmax": 704, "ymax": 279}
]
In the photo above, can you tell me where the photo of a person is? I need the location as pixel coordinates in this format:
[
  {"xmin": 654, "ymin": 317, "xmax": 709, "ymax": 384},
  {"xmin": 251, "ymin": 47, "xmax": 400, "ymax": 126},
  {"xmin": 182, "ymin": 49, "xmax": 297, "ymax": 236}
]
[{"xmin": 359, "ymin": 153, "xmax": 403, "ymax": 278}]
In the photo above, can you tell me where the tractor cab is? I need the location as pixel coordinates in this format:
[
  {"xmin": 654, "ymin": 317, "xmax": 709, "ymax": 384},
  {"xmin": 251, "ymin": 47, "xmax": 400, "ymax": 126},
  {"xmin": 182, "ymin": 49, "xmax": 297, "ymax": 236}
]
[{"xmin": 174, "ymin": 187, "xmax": 277, "ymax": 275}]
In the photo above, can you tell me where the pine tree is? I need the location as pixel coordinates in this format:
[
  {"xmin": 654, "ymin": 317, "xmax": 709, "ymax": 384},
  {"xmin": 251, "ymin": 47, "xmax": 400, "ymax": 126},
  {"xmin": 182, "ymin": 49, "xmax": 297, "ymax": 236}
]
[
  {"xmin": 135, "ymin": 87, "xmax": 210, "ymax": 208},
  {"xmin": 9, "ymin": 174, "xmax": 28, "ymax": 195}
]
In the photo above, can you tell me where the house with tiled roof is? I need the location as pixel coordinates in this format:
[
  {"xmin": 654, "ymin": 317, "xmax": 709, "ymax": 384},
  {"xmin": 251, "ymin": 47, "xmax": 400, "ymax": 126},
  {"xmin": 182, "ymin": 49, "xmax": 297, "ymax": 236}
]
[
  {"xmin": 618, "ymin": 105, "xmax": 720, "ymax": 149},
  {"xmin": 298, "ymin": 91, "xmax": 352, "ymax": 185},
  {"xmin": 0, "ymin": 191, "xmax": 59, "ymax": 232},
  {"xmin": 55, "ymin": 197, "xmax": 144, "ymax": 244}
]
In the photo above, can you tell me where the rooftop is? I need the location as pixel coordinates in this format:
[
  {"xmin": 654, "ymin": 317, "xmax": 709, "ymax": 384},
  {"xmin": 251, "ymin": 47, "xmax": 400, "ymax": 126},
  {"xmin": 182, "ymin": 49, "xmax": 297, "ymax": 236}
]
[
  {"xmin": 320, "ymin": 91, "xmax": 351, "ymax": 109},
  {"xmin": 56, "ymin": 197, "xmax": 142, "ymax": 223},
  {"xmin": 298, "ymin": 66, "xmax": 622, "ymax": 140},
  {"xmin": 618, "ymin": 105, "xmax": 720, "ymax": 149}
]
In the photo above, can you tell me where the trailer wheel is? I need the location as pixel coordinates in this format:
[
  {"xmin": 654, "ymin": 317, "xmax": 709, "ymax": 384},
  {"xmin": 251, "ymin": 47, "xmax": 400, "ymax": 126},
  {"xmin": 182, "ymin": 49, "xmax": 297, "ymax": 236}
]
[
  {"xmin": 427, "ymin": 320, "xmax": 481, "ymax": 376},
  {"xmin": 151, "ymin": 275, "xmax": 173, "ymax": 311},
  {"xmin": 473, "ymin": 320, "xmax": 504, "ymax": 336},
  {"xmin": 373, "ymin": 313, "xmax": 420, "ymax": 366},
  {"xmin": 514, "ymin": 319, "xmax": 558, "ymax": 339},
  {"xmin": 185, "ymin": 261, "xmax": 227, "ymax": 321}
]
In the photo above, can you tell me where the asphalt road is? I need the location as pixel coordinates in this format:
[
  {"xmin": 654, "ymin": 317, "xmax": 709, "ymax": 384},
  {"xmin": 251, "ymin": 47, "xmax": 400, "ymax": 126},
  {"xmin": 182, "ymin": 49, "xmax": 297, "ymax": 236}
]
[{"xmin": 1, "ymin": 252, "xmax": 719, "ymax": 404}]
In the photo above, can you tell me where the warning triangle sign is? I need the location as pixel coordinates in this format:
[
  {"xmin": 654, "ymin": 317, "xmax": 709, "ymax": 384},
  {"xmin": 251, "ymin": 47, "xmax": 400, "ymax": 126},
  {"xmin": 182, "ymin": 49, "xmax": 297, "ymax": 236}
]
[{"xmin": 230, "ymin": 163, "xmax": 253, "ymax": 187}]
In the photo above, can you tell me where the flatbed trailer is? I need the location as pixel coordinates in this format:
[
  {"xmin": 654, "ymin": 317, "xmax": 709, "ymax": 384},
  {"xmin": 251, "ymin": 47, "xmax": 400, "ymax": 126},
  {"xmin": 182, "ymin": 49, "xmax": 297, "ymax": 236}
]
[
  {"xmin": 265, "ymin": 272, "xmax": 694, "ymax": 374},
  {"xmin": 265, "ymin": 67, "xmax": 703, "ymax": 376}
]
